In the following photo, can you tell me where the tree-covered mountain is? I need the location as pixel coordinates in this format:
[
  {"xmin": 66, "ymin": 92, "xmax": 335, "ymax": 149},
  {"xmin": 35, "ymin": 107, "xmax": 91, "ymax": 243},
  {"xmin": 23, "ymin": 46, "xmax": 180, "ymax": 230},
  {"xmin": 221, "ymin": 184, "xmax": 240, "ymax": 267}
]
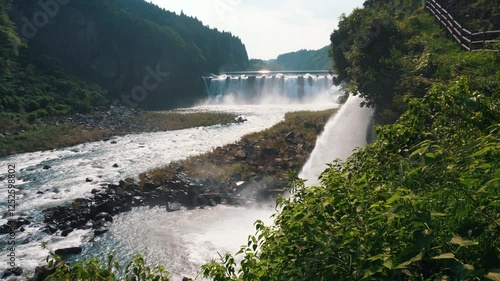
[
  {"xmin": 0, "ymin": 0, "xmax": 248, "ymax": 119},
  {"xmin": 248, "ymin": 46, "xmax": 332, "ymax": 71}
]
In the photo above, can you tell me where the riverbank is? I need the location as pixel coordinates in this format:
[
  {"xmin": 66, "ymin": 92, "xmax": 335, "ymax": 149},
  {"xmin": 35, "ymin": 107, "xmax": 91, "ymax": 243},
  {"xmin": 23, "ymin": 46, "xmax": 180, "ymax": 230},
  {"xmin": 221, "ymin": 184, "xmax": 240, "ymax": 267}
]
[{"xmin": 0, "ymin": 103, "xmax": 240, "ymax": 158}]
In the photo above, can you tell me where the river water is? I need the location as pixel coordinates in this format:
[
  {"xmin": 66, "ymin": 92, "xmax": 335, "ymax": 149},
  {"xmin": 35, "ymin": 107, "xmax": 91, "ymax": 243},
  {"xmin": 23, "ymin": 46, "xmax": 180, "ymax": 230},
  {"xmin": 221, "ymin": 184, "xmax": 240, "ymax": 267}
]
[{"xmin": 0, "ymin": 96, "xmax": 345, "ymax": 279}]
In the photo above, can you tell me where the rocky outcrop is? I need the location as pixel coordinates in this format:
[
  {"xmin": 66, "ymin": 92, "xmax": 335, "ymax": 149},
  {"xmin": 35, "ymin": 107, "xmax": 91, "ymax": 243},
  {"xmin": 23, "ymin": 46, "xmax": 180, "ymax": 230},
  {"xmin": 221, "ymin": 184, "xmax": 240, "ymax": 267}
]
[
  {"xmin": 41, "ymin": 175, "xmax": 223, "ymax": 236},
  {"xmin": 54, "ymin": 247, "xmax": 82, "ymax": 256},
  {"xmin": 0, "ymin": 217, "xmax": 30, "ymax": 234},
  {"xmin": 2, "ymin": 267, "xmax": 23, "ymax": 279}
]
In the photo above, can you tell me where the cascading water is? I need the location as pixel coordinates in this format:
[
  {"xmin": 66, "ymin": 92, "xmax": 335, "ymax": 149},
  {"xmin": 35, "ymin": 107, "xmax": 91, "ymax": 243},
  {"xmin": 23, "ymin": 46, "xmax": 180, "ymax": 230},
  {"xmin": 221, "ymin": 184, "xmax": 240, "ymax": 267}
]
[
  {"xmin": 299, "ymin": 94, "xmax": 375, "ymax": 186},
  {"xmin": 206, "ymin": 73, "xmax": 336, "ymax": 104}
]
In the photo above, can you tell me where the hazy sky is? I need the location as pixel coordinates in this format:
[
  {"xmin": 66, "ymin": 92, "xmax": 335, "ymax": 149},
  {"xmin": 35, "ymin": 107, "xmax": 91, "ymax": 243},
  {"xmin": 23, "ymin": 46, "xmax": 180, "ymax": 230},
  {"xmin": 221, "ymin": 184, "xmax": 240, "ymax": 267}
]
[{"xmin": 149, "ymin": 0, "xmax": 365, "ymax": 60}]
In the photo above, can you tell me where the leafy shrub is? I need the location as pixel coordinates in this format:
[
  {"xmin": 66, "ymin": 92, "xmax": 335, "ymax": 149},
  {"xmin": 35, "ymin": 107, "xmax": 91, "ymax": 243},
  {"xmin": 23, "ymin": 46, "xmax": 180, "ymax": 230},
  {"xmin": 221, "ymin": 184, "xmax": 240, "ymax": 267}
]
[{"xmin": 44, "ymin": 253, "xmax": 170, "ymax": 281}]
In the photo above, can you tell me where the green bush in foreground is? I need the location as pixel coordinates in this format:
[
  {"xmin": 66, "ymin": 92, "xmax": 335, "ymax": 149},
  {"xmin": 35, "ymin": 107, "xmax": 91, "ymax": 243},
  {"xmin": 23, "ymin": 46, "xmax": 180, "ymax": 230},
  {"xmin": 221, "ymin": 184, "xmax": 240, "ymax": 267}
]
[
  {"xmin": 201, "ymin": 78, "xmax": 499, "ymax": 280},
  {"xmin": 44, "ymin": 253, "xmax": 169, "ymax": 281}
]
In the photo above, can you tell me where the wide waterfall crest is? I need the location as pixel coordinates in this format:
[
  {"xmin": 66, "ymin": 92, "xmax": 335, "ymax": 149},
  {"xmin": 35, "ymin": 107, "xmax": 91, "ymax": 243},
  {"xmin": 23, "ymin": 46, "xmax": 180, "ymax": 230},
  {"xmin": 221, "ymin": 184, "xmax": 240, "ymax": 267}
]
[
  {"xmin": 205, "ymin": 72, "xmax": 337, "ymax": 104},
  {"xmin": 299, "ymin": 94, "xmax": 375, "ymax": 186}
]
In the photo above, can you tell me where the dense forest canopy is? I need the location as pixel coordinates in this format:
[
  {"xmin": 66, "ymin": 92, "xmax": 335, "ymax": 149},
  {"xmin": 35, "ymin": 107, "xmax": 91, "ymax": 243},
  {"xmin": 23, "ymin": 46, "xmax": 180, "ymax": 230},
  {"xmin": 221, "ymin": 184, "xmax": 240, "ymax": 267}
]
[
  {"xmin": 330, "ymin": 0, "xmax": 499, "ymax": 124},
  {"xmin": 248, "ymin": 46, "xmax": 332, "ymax": 71},
  {"xmin": 0, "ymin": 0, "xmax": 249, "ymax": 118}
]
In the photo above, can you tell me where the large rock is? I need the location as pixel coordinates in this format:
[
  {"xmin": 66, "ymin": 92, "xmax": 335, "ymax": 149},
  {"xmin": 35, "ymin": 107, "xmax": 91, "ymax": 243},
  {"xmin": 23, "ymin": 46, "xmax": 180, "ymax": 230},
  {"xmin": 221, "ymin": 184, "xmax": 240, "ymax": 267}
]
[
  {"xmin": 61, "ymin": 228, "xmax": 73, "ymax": 237},
  {"xmin": 143, "ymin": 182, "xmax": 159, "ymax": 192},
  {"xmin": 0, "ymin": 218, "xmax": 30, "ymax": 234},
  {"xmin": 2, "ymin": 267, "xmax": 23, "ymax": 278},
  {"xmin": 94, "ymin": 212, "xmax": 113, "ymax": 222},
  {"xmin": 90, "ymin": 200, "xmax": 115, "ymax": 217},
  {"xmin": 234, "ymin": 150, "xmax": 247, "ymax": 160},
  {"xmin": 54, "ymin": 247, "xmax": 82, "ymax": 256},
  {"xmin": 34, "ymin": 265, "xmax": 56, "ymax": 281},
  {"xmin": 94, "ymin": 227, "xmax": 109, "ymax": 236}
]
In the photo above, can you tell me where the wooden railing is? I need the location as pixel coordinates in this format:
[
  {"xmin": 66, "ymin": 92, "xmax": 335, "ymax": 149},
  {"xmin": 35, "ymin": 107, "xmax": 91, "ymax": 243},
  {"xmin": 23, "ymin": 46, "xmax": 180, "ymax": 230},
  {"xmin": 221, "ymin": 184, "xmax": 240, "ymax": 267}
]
[{"xmin": 425, "ymin": 0, "xmax": 500, "ymax": 51}]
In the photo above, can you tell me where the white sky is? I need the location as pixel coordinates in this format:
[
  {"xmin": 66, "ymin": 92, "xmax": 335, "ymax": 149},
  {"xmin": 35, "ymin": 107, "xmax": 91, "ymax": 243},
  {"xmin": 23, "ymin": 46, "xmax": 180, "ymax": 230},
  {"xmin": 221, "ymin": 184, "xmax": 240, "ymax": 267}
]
[{"xmin": 148, "ymin": 0, "xmax": 365, "ymax": 60}]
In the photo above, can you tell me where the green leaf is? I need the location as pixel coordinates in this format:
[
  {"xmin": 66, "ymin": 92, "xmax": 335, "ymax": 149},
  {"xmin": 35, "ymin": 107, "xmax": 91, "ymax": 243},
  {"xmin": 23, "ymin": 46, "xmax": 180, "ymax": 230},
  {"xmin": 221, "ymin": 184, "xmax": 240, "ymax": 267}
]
[
  {"xmin": 494, "ymin": 169, "xmax": 500, "ymax": 178},
  {"xmin": 431, "ymin": 253, "xmax": 455, "ymax": 260},
  {"xmin": 431, "ymin": 212, "xmax": 446, "ymax": 217},
  {"xmin": 425, "ymin": 152, "xmax": 436, "ymax": 158},
  {"xmin": 450, "ymin": 235, "xmax": 479, "ymax": 247},
  {"xmin": 485, "ymin": 269, "xmax": 500, "ymax": 281},
  {"xmin": 396, "ymin": 253, "xmax": 423, "ymax": 269}
]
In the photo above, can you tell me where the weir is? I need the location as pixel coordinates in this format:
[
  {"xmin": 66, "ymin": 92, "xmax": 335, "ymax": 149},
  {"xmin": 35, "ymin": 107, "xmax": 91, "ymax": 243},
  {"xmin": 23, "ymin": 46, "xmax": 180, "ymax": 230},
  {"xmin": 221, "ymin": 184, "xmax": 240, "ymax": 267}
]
[{"xmin": 204, "ymin": 70, "xmax": 336, "ymax": 103}]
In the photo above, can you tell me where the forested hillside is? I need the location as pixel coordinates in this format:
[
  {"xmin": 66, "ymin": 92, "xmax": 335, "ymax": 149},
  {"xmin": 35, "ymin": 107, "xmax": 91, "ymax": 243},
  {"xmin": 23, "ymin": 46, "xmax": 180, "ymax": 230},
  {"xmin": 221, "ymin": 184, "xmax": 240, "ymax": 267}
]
[
  {"xmin": 248, "ymin": 46, "xmax": 331, "ymax": 71},
  {"xmin": 331, "ymin": 0, "xmax": 499, "ymax": 124},
  {"xmin": 0, "ymin": 0, "xmax": 248, "ymax": 121}
]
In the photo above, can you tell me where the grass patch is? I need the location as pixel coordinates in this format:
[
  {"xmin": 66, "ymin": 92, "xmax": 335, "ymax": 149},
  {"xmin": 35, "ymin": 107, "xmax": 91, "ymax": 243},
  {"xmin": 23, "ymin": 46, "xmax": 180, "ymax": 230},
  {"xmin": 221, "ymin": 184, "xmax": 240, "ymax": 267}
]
[
  {"xmin": 138, "ymin": 111, "xmax": 238, "ymax": 131},
  {"xmin": 0, "ymin": 125, "xmax": 113, "ymax": 157},
  {"xmin": 0, "ymin": 111, "xmax": 240, "ymax": 158}
]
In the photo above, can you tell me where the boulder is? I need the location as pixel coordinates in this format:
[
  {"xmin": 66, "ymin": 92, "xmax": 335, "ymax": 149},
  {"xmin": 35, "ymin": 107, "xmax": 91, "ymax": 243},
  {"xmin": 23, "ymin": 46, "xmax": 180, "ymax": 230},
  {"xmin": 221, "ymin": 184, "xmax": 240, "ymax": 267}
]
[
  {"xmin": 42, "ymin": 165, "xmax": 51, "ymax": 170},
  {"xmin": 112, "ymin": 163, "xmax": 119, "ymax": 168},
  {"xmin": 91, "ymin": 200, "xmax": 115, "ymax": 216},
  {"xmin": 61, "ymin": 228, "xmax": 73, "ymax": 237},
  {"xmin": 94, "ymin": 212, "xmax": 113, "ymax": 222},
  {"xmin": 94, "ymin": 227, "xmax": 109, "ymax": 236},
  {"xmin": 143, "ymin": 182, "xmax": 159, "ymax": 192},
  {"xmin": 54, "ymin": 247, "xmax": 82, "ymax": 256},
  {"xmin": 234, "ymin": 150, "xmax": 247, "ymax": 160},
  {"xmin": 34, "ymin": 265, "xmax": 56, "ymax": 281},
  {"xmin": 85, "ymin": 177, "xmax": 93, "ymax": 182},
  {"xmin": 0, "ymin": 218, "xmax": 30, "ymax": 234},
  {"xmin": 2, "ymin": 267, "xmax": 23, "ymax": 278}
]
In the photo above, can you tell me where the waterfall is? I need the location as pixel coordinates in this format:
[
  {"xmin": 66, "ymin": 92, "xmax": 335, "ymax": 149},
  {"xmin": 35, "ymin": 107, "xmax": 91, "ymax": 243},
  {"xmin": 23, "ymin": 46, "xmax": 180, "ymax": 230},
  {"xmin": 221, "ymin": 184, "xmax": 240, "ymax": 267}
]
[
  {"xmin": 299, "ymin": 95, "xmax": 375, "ymax": 186},
  {"xmin": 205, "ymin": 73, "xmax": 336, "ymax": 103}
]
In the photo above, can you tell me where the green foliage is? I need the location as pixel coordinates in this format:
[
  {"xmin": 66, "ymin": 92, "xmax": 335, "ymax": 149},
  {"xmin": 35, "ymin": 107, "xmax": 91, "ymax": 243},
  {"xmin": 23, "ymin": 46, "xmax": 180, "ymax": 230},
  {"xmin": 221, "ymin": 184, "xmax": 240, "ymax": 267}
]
[
  {"xmin": 44, "ymin": 253, "xmax": 170, "ymax": 281},
  {"xmin": 0, "ymin": 0, "xmax": 24, "ymax": 71},
  {"xmin": 330, "ymin": 0, "xmax": 499, "ymax": 124},
  {"xmin": 202, "ymin": 77, "xmax": 500, "ymax": 280}
]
